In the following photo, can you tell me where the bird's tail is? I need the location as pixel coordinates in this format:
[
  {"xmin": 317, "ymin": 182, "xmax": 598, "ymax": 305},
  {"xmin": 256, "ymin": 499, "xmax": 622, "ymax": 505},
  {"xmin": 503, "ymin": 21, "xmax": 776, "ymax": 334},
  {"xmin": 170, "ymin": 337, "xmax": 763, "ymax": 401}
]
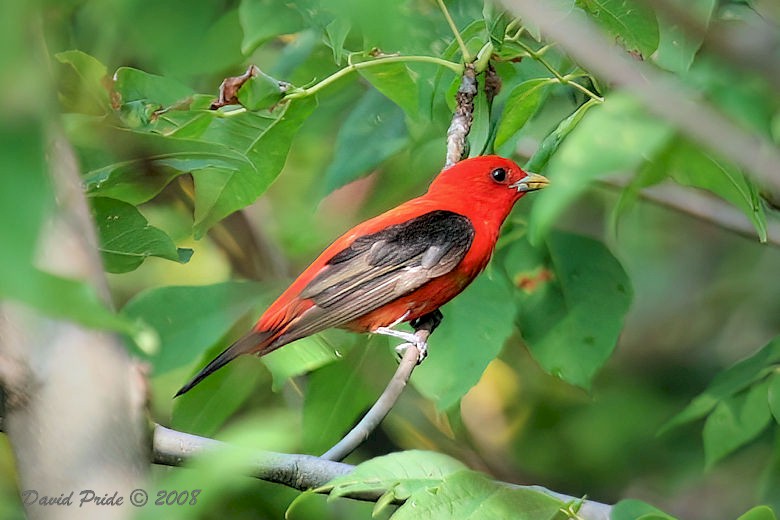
[{"xmin": 174, "ymin": 329, "xmax": 275, "ymax": 397}]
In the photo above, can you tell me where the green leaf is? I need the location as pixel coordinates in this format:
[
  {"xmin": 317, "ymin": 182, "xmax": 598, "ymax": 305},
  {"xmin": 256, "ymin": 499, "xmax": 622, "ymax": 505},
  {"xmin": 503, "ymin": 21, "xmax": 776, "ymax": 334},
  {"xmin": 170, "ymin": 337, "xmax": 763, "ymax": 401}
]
[
  {"xmin": 612, "ymin": 499, "xmax": 678, "ymax": 520},
  {"xmin": 172, "ymin": 354, "xmax": 264, "ymax": 436},
  {"xmin": 661, "ymin": 337, "xmax": 780, "ymax": 434},
  {"xmin": 322, "ymin": 450, "xmax": 468, "ymax": 498},
  {"xmin": 113, "ymin": 67, "xmax": 193, "ymax": 110},
  {"xmin": 483, "ymin": 3, "xmax": 508, "ymax": 49},
  {"xmin": 654, "ymin": 0, "xmax": 717, "ymax": 73},
  {"xmin": 393, "ymin": 470, "xmax": 564, "ymax": 520},
  {"xmin": 669, "ymin": 141, "xmax": 767, "ymax": 242},
  {"xmin": 495, "ymin": 78, "xmax": 553, "ymax": 149},
  {"xmin": 262, "ymin": 329, "xmax": 356, "ymax": 391},
  {"xmin": 191, "ymin": 97, "xmax": 317, "ymax": 237},
  {"xmin": 325, "ymin": 17, "xmax": 351, "ymax": 64},
  {"xmin": 769, "ymin": 372, "xmax": 780, "ymax": 425},
  {"xmin": 55, "ymin": 50, "xmax": 111, "ymax": 114},
  {"xmin": 737, "ymin": 506, "xmax": 778, "ymax": 520},
  {"xmin": 82, "ymin": 126, "xmax": 254, "ymax": 204},
  {"xmin": 412, "ymin": 274, "xmax": 516, "ymax": 410},
  {"xmin": 236, "ymin": 70, "xmax": 285, "ymax": 111},
  {"xmin": 357, "ymin": 61, "xmax": 420, "ymax": 120},
  {"xmin": 122, "ymin": 281, "xmax": 269, "ymax": 373},
  {"xmin": 703, "ymin": 378, "xmax": 773, "ymax": 467},
  {"xmin": 302, "ymin": 342, "xmax": 377, "ymax": 454},
  {"xmin": 508, "ymin": 232, "xmax": 633, "ymax": 389},
  {"xmin": 238, "ymin": 0, "xmax": 304, "ymax": 54},
  {"xmin": 577, "ymin": 0, "xmax": 659, "ymax": 57},
  {"xmin": 322, "ymin": 89, "xmax": 407, "ymax": 193},
  {"xmin": 524, "ymin": 98, "xmax": 598, "ymax": 174},
  {"xmin": 528, "ymin": 94, "xmax": 673, "ymax": 243},
  {"xmin": 91, "ymin": 197, "xmax": 191, "ymax": 273}
]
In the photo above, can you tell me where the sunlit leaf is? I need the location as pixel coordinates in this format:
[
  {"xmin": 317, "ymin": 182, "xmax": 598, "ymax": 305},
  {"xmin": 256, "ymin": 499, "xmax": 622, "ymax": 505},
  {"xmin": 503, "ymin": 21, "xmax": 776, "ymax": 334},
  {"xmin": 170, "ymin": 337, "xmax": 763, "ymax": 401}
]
[
  {"xmin": 612, "ymin": 499, "xmax": 677, "ymax": 520},
  {"xmin": 577, "ymin": 0, "xmax": 660, "ymax": 56},
  {"xmin": 494, "ymin": 78, "xmax": 552, "ymax": 149}
]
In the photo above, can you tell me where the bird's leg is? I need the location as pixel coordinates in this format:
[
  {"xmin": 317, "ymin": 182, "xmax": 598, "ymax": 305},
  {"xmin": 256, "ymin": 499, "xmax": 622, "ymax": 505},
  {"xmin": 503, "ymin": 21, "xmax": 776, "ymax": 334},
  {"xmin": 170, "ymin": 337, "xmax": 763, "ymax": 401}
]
[
  {"xmin": 410, "ymin": 309, "xmax": 443, "ymax": 335},
  {"xmin": 375, "ymin": 310, "xmax": 443, "ymax": 364}
]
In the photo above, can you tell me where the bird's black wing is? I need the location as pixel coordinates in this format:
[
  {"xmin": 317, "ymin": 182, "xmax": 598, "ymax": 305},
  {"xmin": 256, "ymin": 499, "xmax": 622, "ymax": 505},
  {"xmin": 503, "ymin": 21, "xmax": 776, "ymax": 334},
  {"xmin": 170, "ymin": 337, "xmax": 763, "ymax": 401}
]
[{"xmin": 281, "ymin": 210, "xmax": 474, "ymax": 341}]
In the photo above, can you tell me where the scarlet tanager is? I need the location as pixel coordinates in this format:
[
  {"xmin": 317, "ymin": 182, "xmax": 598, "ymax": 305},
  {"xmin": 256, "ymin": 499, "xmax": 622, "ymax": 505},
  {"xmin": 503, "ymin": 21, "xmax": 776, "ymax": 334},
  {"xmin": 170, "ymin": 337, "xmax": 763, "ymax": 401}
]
[{"xmin": 176, "ymin": 155, "xmax": 548, "ymax": 396}]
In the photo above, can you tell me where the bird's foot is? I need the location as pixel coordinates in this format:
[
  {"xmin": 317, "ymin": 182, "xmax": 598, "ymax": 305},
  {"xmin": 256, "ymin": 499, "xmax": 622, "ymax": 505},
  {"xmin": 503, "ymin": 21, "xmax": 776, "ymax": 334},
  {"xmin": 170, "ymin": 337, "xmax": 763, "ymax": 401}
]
[
  {"xmin": 394, "ymin": 340, "xmax": 428, "ymax": 364},
  {"xmin": 375, "ymin": 326, "xmax": 428, "ymax": 364}
]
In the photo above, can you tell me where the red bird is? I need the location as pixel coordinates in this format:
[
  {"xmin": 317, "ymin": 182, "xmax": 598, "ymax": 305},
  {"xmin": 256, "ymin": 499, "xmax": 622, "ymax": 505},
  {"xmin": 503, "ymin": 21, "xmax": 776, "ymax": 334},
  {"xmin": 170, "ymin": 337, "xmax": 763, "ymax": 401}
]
[{"xmin": 176, "ymin": 155, "xmax": 548, "ymax": 396}]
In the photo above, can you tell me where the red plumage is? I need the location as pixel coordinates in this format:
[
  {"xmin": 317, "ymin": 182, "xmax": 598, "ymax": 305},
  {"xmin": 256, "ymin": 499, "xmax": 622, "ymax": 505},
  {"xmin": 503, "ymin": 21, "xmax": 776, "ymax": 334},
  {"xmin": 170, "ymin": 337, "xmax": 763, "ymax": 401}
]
[{"xmin": 176, "ymin": 155, "xmax": 548, "ymax": 396}]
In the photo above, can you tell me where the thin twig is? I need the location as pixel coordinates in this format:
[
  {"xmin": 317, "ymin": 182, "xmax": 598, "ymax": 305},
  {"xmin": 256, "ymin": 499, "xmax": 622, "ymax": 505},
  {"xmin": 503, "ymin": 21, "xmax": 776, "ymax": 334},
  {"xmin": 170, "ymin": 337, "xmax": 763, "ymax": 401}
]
[
  {"xmin": 321, "ymin": 335, "xmax": 425, "ymax": 461},
  {"xmin": 436, "ymin": 0, "xmax": 473, "ymax": 62}
]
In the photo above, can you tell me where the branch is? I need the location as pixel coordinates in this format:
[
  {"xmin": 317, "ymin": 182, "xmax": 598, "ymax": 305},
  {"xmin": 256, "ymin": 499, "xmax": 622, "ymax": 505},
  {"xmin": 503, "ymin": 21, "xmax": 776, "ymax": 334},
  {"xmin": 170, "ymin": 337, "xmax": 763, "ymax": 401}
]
[
  {"xmin": 500, "ymin": 0, "xmax": 780, "ymax": 199},
  {"xmin": 321, "ymin": 335, "xmax": 425, "ymax": 461},
  {"xmin": 602, "ymin": 177, "xmax": 780, "ymax": 246},
  {"xmin": 445, "ymin": 64, "xmax": 478, "ymax": 168},
  {"xmin": 152, "ymin": 423, "xmax": 613, "ymax": 519}
]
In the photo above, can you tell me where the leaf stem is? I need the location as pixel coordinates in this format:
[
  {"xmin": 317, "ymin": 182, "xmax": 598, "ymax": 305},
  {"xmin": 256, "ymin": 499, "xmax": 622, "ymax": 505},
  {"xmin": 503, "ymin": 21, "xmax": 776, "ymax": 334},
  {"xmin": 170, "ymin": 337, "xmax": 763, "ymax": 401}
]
[
  {"xmin": 513, "ymin": 40, "xmax": 603, "ymax": 102},
  {"xmin": 436, "ymin": 0, "xmax": 473, "ymax": 62},
  {"xmin": 284, "ymin": 55, "xmax": 463, "ymax": 100}
]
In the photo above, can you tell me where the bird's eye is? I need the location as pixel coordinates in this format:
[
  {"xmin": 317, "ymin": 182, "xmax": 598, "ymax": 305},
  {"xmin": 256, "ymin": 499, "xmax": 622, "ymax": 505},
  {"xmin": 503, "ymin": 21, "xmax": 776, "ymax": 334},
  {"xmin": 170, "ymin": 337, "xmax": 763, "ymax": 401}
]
[{"xmin": 490, "ymin": 167, "xmax": 507, "ymax": 183}]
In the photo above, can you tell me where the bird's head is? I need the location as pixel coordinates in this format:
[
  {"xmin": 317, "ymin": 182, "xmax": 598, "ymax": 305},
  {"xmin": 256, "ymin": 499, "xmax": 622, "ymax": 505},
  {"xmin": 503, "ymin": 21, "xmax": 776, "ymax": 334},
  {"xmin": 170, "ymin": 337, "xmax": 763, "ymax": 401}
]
[{"xmin": 427, "ymin": 155, "xmax": 549, "ymax": 210}]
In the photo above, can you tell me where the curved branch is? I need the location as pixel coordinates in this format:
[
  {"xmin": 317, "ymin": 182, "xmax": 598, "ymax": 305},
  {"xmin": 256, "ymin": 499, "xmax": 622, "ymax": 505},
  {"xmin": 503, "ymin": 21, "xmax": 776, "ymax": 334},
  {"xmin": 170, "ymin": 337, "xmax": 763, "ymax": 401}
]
[{"xmin": 321, "ymin": 336, "xmax": 424, "ymax": 461}]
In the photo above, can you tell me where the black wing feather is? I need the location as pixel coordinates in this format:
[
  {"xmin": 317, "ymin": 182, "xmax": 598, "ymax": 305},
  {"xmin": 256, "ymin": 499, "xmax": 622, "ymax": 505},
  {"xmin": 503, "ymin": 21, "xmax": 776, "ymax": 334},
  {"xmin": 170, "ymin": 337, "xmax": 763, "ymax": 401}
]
[{"xmin": 290, "ymin": 210, "xmax": 474, "ymax": 336}]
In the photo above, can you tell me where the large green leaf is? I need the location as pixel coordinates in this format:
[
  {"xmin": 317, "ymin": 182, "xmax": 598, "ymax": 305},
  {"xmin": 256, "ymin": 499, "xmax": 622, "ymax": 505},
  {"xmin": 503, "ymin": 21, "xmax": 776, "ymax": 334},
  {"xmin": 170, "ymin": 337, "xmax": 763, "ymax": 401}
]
[
  {"xmin": 91, "ymin": 197, "xmax": 192, "ymax": 273},
  {"xmin": 703, "ymin": 378, "xmax": 773, "ymax": 467},
  {"xmin": 506, "ymin": 231, "xmax": 633, "ymax": 389},
  {"xmin": 55, "ymin": 50, "xmax": 111, "ymax": 113},
  {"xmin": 322, "ymin": 450, "xmax": 468, "ymax": 499},
  {"xmin": 737, "ymin": 506, "xmax": 779, "ymax": 520},
  {"xmin": 612, "ymin": 499, "xmax": 677, "ymax": 520},
  {"xmin": 411, "ymin": 274, "xmax": 516, "ymax": 410},
  {"xmin": 494, "ymin": 78, "xmax": 553, "ymax": 149},
  {"xmin": 528, "ymin": 94, "xmax": 673, "ymax": 243},
  {"xmin": 190, "ymin": 98, "xmax": 317, "ymax": 237},
  {"xmin": 322, "ymin": 89, "xmax": 407, "ymax": 194},
  {"xmin": 668, "ymin": 141, "xmax": 767, "ymax": 242},
  {"xmin": 357, "ymin": 61, "xmax": 420, "ymax": 120},
  {"xmin": 262, "ymin": 329, "xmax": 357, "ymax": 391},
  {"xmin": 122, "ymin": 281, "xmax": 269, "ymax": 373},
  {"xmin": 172, "ymin": 353, "xmax": 265, "ymax": 436},
  {"xmin": 661, "ymin": 337, "xmax": 780, "ymax": 434},
  {"xmin": 577, "ymin": 0, "xmax": 659, "ymax": 57},
  {"xmin": 654, "ymin": 0, "xmax": 717, "ymax": 73},
  {"xmin": 302, "ymin": 342, "xmax": 377, "ymax": 454},
  {"xmin": 393, "ymin": 471, "xmax": 564, "ymax": 520}
]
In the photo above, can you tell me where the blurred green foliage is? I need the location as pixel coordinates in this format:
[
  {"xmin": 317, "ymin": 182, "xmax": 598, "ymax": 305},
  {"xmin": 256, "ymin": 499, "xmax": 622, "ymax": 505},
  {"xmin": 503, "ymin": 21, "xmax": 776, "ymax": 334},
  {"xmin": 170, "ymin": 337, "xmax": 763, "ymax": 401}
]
[{"xmin": 1, "ymin": 0, "xmax": 779, "ymax": 518}]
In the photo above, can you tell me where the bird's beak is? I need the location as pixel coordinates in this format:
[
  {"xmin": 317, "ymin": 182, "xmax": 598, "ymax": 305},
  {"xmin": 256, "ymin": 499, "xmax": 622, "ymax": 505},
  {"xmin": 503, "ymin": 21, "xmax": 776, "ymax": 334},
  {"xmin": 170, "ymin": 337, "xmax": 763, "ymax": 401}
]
[{"xmin": 511, "ymin": 173, "xmax": 550, "ymax": 193}]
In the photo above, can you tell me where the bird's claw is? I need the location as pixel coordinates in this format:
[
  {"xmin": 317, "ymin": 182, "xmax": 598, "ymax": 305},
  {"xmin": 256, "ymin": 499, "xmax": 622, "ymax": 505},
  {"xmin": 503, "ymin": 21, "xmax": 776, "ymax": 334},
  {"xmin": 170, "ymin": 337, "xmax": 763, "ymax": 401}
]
[{"xmin": 394, "ymin": 340, "xmax": 428, "ymax": 365}]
